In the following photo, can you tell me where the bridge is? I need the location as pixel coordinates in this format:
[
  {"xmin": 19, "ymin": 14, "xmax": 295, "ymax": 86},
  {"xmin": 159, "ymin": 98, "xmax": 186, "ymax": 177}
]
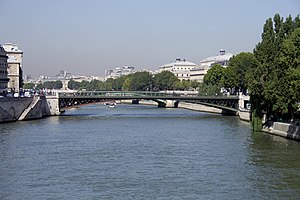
[{"xmin": 45, "ymin": 91, "xmax": 241, "ymax": 115}]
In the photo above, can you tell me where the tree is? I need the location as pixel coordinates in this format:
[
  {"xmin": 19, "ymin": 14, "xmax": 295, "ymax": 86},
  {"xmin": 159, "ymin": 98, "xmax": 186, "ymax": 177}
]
[
  {"xmin": 248, "ymin": 14, "xmax": 300, "ymax": 130},
  {"xmin": 203, "ymin": 64, "xmax": 224, "ymax": 86},
  {"xmin": 113, "ymin": 76, "xmax": 126, "ymax": 91},
  {"xmin": 53, "ymin": 80, "xmax": 63, "ymax": 89},
  {"xmin": 154, "ymin": 71, "xmax": 179, "ymax": 90},
  {"xmin": 23, "ymin": 83, "xmax": 35, "ymax": 89},
  {"xmin": 272, "ymin": 28, "xmax": 300, "ymax": 117},
  {"xmin": 68, "ymin": 79, "xmax": 80, "ymax": 90},
  {"xmin": 222, "ymin": 52, "xmax": 257, "ymax": 94},
  {"xmin": 104, "ymin": 78, "xmax": 114, "ymax": 90},
  {"xmin": 221, "ymin": 65, "xmax": 238, "ymax": 92},
  {"xmin": 42, "ymin": 81, "xmax": 54, "ymax": 89},
  {"xmin": 130, "ymin": 71, "xmax": 153, "ymax": 91},
  {"xmin": 190, "ymin": 80, "xmax": 200, "ymax": 90},
  {"xmin": 122, "ymin": 76, "xmax": 133, "ymax": 91}
]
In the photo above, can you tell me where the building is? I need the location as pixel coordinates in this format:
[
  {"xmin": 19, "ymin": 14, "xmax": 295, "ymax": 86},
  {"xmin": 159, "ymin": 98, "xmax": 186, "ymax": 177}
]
[
  {"xmin": 3, "ymin": 43, "xmax": 23, "ymax": 92},
  {"xmin": 190, "ymin": 50, "xmax": 234, "ymax": 82},
  {"xmin": 105, "ymin": 66, "xmax": 135, "ymax": 79},
  {"xmin": 158, "ymin": 58, "xmax": 198, "ymax": 81},
  {"xmin": 0, "ymin": 44, "xmax": 9, "ymax": 95}
]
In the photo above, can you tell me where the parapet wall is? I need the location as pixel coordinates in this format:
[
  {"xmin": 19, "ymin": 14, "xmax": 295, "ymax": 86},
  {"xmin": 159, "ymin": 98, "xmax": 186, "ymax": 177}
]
[
  {"xmin": 0, "ymin": 97, "xmax": 32, "ymax": 122},
  {"xmin": 0, "ymin": 96, "xmax": 60, "ymax": 123},
  {"xmin": 178, "ymin": 102, "xmax": 223, "ymax": 114},
  {"xmin": 263, "ymin": 122, "xmax": 300, "ymax": 141}
]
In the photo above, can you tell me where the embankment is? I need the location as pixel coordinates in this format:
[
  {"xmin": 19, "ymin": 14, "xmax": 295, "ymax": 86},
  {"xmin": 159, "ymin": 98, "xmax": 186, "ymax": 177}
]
[
  {"xmin": 0, "ymin": 96, "xmax": 52, "ymax": 123},
  {"xmin": 263, "ymin": 122, "xmax": 300, "ymax": 141}
]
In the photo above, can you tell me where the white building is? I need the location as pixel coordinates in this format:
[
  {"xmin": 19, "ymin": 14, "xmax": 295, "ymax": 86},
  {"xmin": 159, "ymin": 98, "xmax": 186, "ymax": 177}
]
[
  {"xmin": 105, "ymin": 66, "xmax": 135, "ymax": 79},
  {"xmin": 190, "ymin": 50, "xmax": 234, "ymax": 82},
  {"xmin": 3, "ymin": 43, "xmax": 24, "ymax": 92},
  {"xmin": 158, "ymin": 58, "xmax": 198, "ymax": 81},
  {"xmin": 0, "ymin": 44, "xmax": 9, "ymax": 94}
]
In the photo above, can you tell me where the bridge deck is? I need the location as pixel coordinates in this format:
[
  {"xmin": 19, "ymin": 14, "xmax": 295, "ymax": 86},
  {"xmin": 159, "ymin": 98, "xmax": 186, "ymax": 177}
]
[{"xmin": 56, "ymin": 91, "xmax": 239, "ymax": 112}]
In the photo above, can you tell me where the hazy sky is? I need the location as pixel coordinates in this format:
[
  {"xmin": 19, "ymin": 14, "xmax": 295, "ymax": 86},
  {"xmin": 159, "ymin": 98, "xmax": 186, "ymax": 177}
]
[{"xmin": 0, "ymin": 0, "xmax": 299, "ymax": 77}]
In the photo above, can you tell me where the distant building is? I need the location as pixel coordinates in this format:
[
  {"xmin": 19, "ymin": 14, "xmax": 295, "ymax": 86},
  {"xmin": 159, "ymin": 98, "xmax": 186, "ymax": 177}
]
[
  {"xmin": 105, "ymin": 66, "xmax": 135, "ymax": 79},
  {"xmin": 158, "ymin": 58, "xmax": 198, "ymax": 81},
  {"xmin": 3, "ymin": 43, "xmax": 24, "ymax": 92},
  {"xmin": 56, "ymin": 70, "xmax": 72, "ymax": 80},
  {"xmin": 0, "ymin": 44, "xmax": 9, "ymax": 94},
  {"xmin": 190, "ymin": 50, "xmax": 234, "ymax": 82}
]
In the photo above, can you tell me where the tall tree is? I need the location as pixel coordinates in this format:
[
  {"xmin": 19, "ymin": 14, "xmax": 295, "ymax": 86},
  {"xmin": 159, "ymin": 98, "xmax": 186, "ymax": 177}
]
[
  {"xmin": 130, "ymin": 71, "xmax": 153, "ymax": 91},
  {"xmin": 53, "ymin": 80, "xmax": 63, "ymax": 89},
  {"xmin": 249, "ymin": 14, "xmax": 300, "ymax": 130},
  {"xmin": 203, "ymin": 64, "xmax": 224, "ymax": 86},
  {"xmin": 223, "ymin": 52, "xmax": 257, "ymax": 94},
  {"xmin": 154, "ymin": 71, "xmax": 179, "ymax": 91}
]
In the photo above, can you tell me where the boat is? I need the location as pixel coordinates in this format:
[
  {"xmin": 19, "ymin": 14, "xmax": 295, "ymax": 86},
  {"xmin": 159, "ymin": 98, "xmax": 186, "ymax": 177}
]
[{"xmin": 104, "ymin": 101, "xmax": 116, "ymax": 108}]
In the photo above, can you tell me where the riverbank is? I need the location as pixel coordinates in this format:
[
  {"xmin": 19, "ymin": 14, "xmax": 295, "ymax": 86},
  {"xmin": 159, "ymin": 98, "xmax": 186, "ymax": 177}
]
[
  {"xmin": 121, "ymin": 100, "xmax": 300, "ymax": 142},
  {"xmin": 263, "ymin": 121, "xmax": 300, "ymax": 141},
  {"xmin": 2, "ymin": 97, "xmax": 299, "ymax": 142},
  {"xmin": 0, "ymin": 96, "xmax": 52, "ymax": 123},
  {"xmin": 121, "ymin": 100, "xmax": 250, "ymax": 121}
]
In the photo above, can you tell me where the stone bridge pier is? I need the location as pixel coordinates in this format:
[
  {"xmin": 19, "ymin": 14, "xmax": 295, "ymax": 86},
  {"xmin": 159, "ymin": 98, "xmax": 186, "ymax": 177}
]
[{"xmin": 157, "ymin": 100, "xmax": 179, "ymax": 108}]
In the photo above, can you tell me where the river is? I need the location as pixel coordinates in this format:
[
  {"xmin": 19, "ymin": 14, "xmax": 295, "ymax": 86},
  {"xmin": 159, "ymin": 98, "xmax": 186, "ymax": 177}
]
[{"xmin": 0, "ymin": 104, "xmax": 299, "ymax": 199}]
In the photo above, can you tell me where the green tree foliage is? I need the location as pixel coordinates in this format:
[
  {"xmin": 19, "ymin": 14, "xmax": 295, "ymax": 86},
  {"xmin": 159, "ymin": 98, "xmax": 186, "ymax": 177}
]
[
  {"xmin": 198, "ymin": 82, "xmax": 221, "ymax": 96},
  {"xmin": 154, "ymin": 71, "xmax": 179, "ymax": 90},
  {"xmin": 175, "ymin": 80, "xmax": 192, "ymax": 91},
  {"xmin": 130, "ymin": 71, "xmax": 153, "ymax": 91},
  {"xmin": 23, "ymin": 83, "xmax": 35, "ymax": 89},
  {"xmin": 203, "ymin": 64, "xmax": 224, "ymax": 86},
  {"xmin": 201, "ymin": 64, "xmax": 224, "ymax": 95},
  {"xmin": 122, "ymin": 76, "xmax": 133, "ymax": 91},
  {"xmin": 53, "ymin": 80, "xmax": 63, "ymax": 89},
  {"xmin": 222, "ymin": 52, "xmax": 257, "ymax": 94},
  {"xmin": 113, "ymin": 76, "xmax": 126, "ymax": 90},
  {"xmin": 104, "ymin": 78, "xmax": 114, "ymax": 90},
  {"xmin": 42, "ymin": 81, "xmax": 55, "ymax": 89},
  {"xmin": 247, "ymin": 14, "xmax": 300, "ymax": 124},
  {"xmin": 68, "ymin": 79, "xmax": 81, "ymax": 90}
]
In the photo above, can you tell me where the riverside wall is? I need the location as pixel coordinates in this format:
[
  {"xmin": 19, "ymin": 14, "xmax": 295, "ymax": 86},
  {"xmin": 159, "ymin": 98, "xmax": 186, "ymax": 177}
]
[
  {"xmin": 0, "ymin": 96, "xmax": 54, "ymax": 123},
  {"xmin": 263, "ymin": 122, "xmax": 300, "ymax": 141},
  {"xmin": 4, "ymin": 96, "xmax": 299, "ymax": 142},
  {"xmin": 0, "ymin": 97, "xmax": 33, "ymax": 122}
]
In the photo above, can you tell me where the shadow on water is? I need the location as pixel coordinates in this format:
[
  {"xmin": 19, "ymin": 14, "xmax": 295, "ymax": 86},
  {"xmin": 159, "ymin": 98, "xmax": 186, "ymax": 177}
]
[{"xmin": 247, "ymin": 131, "xmax": 300, "ymax": 199}]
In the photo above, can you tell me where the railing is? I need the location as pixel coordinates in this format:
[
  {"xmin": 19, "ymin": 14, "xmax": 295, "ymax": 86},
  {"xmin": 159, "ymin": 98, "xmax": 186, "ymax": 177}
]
[{"xmin": 58, "ymin": 91, "xmax": 183, "ymax": 98}]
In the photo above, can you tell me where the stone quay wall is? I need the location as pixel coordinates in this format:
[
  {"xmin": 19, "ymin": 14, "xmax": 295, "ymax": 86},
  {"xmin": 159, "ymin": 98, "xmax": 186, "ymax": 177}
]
[
  {"xmin": 0, "ymin": 97, "xmax": 33, "ymax": 122},
  {"xmin": 0, "ymin": 96, "xmax": 55, "ymax": 123},
  {"xmin": 263, "ymin": 122, "xmax": 300, "ymax": 141}
]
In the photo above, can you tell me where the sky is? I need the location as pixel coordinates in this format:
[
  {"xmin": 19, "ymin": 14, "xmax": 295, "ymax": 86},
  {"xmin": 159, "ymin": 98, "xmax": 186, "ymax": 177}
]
[{"xmin": 0, "ymin": 0, "xmax": 299, "ymax": 77}]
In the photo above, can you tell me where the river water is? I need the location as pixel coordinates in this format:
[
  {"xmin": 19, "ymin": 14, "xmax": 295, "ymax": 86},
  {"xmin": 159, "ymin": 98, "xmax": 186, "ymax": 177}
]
[{"xmin": 0, "ymin": 104, "xmax": 299, "ymax": 199}]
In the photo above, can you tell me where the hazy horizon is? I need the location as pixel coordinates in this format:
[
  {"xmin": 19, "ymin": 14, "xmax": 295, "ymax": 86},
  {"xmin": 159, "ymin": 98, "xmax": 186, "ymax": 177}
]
[{"xmin": 0, "ymin": 0, "xmax": 299, "ymax": 77}]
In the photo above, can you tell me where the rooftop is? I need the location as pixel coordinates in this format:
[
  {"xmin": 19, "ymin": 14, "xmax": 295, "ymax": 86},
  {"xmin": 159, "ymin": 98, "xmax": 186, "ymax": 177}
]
[
  {"xmin": 200, "ymin": 50, "xmax": 233, "ymax": 64},
  {"xmin": 3, "ymin": 43, "xmax": 23, "ymax": 53},
  {"xmin": 159, "ymin": 58, "xmax": 197, "ymax": 69}
]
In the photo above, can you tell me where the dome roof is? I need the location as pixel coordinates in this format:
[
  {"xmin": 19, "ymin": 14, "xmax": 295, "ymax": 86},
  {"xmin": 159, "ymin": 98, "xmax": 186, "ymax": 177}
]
[
  {"xmin": 201, "ymin": 54, "xmax": 233, "ymax": 63},
  {"xmin": 159, "ymin": 58, "xmax": 197, "ymax": 69}
]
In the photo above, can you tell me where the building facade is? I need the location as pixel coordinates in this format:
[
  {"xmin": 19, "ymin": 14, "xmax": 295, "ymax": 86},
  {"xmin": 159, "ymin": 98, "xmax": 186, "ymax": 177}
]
[
  {"xmin": 190, "ymin": 50, "xmax": 234, "ymax": 82},
  {"xmin": 3, "ymin": 43, "xmax": 23, "ymax": 92},
  {"xmin": 105, "ymin": 66, "xmax": 135, "ymax": 79},
  {"xmin": 158, "ymin": 58, "xmax": 198, "ymax": 81},
  {"xmin": 0, "ymin": 44, "xmax": 9, "ymax": 95}
]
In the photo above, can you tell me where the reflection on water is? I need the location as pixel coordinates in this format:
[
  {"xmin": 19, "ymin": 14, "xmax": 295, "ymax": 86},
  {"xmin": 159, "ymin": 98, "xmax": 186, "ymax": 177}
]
[{"xmin": 0, "ymin": 104, "xmax": 299, "ymax": 199}]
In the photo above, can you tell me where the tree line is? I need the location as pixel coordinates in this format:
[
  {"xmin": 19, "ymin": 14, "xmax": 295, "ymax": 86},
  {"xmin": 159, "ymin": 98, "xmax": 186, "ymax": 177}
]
[
  {"xmin": 200, "ymin": 14, "xmax": 300, "ymax": 129},
  {"xmin": 23, "ymin": 14, "xmax": 300, "ymax": 129},
  {"xmin": 70, "ymin": 71, "xmax": 200, "ymax": 91},
  {"xmin": 23, "ymin": 80, "xmax": 63, "ymax": 90},
  {"xmin": 23, "ymin": 71, "xmax": 200, "ymax": 92}
]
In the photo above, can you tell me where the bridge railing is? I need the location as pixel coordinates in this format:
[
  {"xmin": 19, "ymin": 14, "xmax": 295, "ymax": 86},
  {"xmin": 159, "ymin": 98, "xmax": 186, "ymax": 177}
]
[{"xmin": 58, "ymin": 91, "xmax": 184, "ymax": 98}]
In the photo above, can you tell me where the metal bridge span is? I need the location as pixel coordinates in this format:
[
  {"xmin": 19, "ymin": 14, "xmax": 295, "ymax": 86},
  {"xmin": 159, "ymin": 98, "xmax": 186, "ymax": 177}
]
[{"xmin": 55, "ymin": 91, "xmax": 239, "ymax": 113}]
